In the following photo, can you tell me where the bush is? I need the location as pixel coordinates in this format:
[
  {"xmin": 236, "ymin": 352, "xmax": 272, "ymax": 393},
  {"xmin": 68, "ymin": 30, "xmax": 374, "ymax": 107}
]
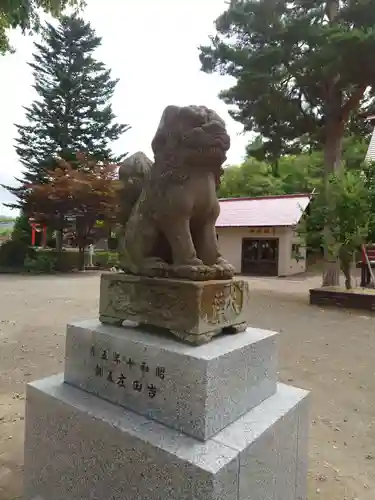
[
  {"xmin": 0, "ymin": 239, "xmax": 34, "ymax": 268},
  {"xmin": 0, "ymin": 244, "xmax": 120, "ymax": 273},
  {"xmin": 36, "ymin": 248, "xmax": 81, "ymax": 271},
  {"xmin": 11, "ymin": 213, "xmax": 32, "ymax": 245},
  {"xmin": 93, "ymin": 251, "xmax": 119, "ymax": 269},
  {"xmin": 56, "ymin": 249, "xmax": 81, "ymax": 271},
  {"xmin": 107, "ymin": 237, "xmax": 118, "ymax": 251},
  {"xmin": 23, "ymin": 253, "xmax": 57, "ymax": 273}
]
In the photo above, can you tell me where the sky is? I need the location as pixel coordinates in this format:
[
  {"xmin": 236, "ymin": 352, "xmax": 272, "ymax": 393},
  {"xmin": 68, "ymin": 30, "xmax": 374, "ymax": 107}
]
[{"xmin": 0, "ymin": 0, "xmax": 251, "ymax": 216}]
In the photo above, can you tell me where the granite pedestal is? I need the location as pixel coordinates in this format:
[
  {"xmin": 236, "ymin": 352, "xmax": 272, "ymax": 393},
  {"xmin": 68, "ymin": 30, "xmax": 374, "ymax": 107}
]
[
  {"xmin": 25, "ymin": 375, "xmax": 308, "ymax": 500},
  {"xmin": 64, "ymin": 320, "xmax": 278, "ymax": 440},
  {"xmin": 24, "ymin": 320, "xmax": 310, "ymax": 500}
]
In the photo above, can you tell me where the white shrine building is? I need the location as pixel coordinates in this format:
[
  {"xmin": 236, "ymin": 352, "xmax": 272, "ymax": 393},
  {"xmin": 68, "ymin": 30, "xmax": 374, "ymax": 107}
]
[{"xmin": 216, "ymin": 194, "xmax": 311, "ymax": 277}]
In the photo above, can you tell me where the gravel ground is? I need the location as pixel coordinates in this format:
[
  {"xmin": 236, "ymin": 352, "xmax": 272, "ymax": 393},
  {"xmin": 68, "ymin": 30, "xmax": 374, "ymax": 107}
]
[{"xmin": 0, "ymin": 272, "xmax": 374, "ymax": 500}]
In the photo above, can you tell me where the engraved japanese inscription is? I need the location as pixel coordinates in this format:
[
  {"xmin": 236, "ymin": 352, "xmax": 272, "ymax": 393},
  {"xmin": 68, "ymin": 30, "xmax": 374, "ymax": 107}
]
[
  {"xmin": 90, "ymin": 343, "xmax": 166, "ymax": 399},
  {"xmin": 200, "ymin": 280, "xmax": 245, "ymax": 325}
]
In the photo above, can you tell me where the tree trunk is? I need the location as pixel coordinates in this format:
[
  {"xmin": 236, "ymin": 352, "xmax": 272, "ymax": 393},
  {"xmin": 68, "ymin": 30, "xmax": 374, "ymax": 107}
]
[
  {"xmin": 55, "ymin": 214, "xmax": 64, "ymax": 253},
  {"xmin": 271, "ymin": 158, "xmax": 279, "ymax": 177},
  {"xmin": 342, "ymin": 265, "xmax": 352, "ymax": 290},
  {"xmin": 339, "ymin": 249, "xmax": 353, "ymax": 290},
  {"xmin": 78, "ymin": 246, "xmax": 85, "ymax": 271},
  {"xmin": 55, "ymin": 230, "xmax": 63, "ymax": 252},
  {"xmin": 322, "ymin": 119, "xmax": 343, "ymax": 287}
]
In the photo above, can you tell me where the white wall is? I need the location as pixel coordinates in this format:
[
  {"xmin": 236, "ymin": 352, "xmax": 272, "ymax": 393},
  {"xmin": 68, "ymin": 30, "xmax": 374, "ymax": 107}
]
[
  {"xmin": 287, "ymin": 229, "xmax": 307, "ymax": 275},
  {"xmin": 216, "ymin": 226, "xmax": 306, "ymax": 276}
]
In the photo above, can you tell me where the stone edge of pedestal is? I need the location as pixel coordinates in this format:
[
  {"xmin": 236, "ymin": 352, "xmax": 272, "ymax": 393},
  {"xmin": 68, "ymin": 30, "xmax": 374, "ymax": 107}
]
[
  {"xmin": 100, "ymin": 272, "xmax": 243, "ymax": 287},
  {"xmin": 24, "ymin": 374, "xmax": 310, "ymax": 500},
  {"xmin": 64, "ymin": 319, "xmax": 278, "ymax": 440}
]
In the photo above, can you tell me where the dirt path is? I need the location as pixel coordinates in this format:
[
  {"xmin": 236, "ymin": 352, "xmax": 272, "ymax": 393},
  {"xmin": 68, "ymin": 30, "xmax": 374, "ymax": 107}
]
[{"xmin": 0, "ymin": 273, "xmax": 374, "ymax": 500}]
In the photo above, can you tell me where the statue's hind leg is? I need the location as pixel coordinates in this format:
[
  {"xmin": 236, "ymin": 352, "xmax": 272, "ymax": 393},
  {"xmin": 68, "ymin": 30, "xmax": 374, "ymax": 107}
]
[
  {"xmin": 161, "ymin": 218, "xmax": 203, "ymax": 267},
  {"xmin": 194, "ymin": 221, "xmax": 235, "ymax": 279},
  {"xmin": 121, "ymin": 215, "xmax": 166, "ymax": 275}
]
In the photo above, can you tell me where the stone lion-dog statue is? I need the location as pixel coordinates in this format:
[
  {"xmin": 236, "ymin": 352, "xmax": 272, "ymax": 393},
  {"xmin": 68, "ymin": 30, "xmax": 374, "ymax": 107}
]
[{"xmin": 117, "ymin": 104, "xmax": 235, "ymax": 281}]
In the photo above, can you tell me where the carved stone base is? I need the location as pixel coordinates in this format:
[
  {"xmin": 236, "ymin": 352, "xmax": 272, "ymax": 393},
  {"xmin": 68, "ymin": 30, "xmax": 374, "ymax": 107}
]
[{"xmin": 99, "ymin": 273, "xmax": 249, "ymax": 344}]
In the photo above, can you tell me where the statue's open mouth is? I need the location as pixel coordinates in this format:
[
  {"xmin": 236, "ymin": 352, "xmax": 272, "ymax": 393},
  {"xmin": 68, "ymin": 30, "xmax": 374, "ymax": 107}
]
[
  {"xmin": 206, "ymin": 146, "xmax": 227, "ymax": 162},
  {"xmin": 196, "ymin": 144, "xmax": 228, "ymax": 165}
]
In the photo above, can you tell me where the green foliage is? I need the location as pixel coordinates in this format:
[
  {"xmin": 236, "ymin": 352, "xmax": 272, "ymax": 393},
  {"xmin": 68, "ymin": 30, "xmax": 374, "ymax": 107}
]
[
  {"xmin": 29, "ymin": 248, "xmax": 80, "ymax": 271},
  {"xmin": 301, "ymin": 171, "xmax": 373, "ymax": 258},
  {"xmin": 303, "ymin": 169, "xmax": 374, "ymax": 288},
  {"xmin": 342, "ymin": 136, "xmax": 370, "ymax": 171},
  {"xmin": 0, "ymin": 240, "xmax": 118, "ymax": 273},
  {"xmin": 218, "ymin": 158, "xmax": 283, "ymax": 198},
  {"xmin": 3, "ymin": 14, "xmax": 130, "ymax": 211},
  {"xmin": 219, "ymin": 151, "xmax": 323, "ymax": 199},
  {"xmin": 223, "ymin": 136, "xmax": 369, "ymax": 202},
  {"xmin": 53, "ymin": 248, "xmax": 80, "ymax": 271},
  {"xmin": 0, "ymin": 227, "xmax": 12, "ymax": 237},
  {"xmin": 200, "ymin": 0, "xmax": 375, "ymax": 160},
  {"xmin": 0, "ymin": 0, "xmax": 84, "ymax": 54},
  {"xmin": 26, "ymin": 248, "xmax": 119, "ymax": 272},
  {"xmin": 360, "ymin": 160, "xmax": 375, "ymax": 243},
  {"xmin": 219, "ymin": 137, "xmax": 375, "ymax": 255},
  {"xmin": 107, "ymin": 236, "xmax": 118, "ymax": 251},
  {"xmin": 11, "ymin": 212, "xmax": 31, "ymax": 244},
  {"xmin": 200, "ymin": 0, "xmax": 375, "ymax": 286},
  {"xmin": 0, "ymin": 239, "xmax": 34, "ymax": 267},
  {"xmin": 93, "ymin": 250, "xmax": 119, "ymax": 269},
  {"xmin": 23, "ymin": 252, "xmax": 57, "ymax": 273}
]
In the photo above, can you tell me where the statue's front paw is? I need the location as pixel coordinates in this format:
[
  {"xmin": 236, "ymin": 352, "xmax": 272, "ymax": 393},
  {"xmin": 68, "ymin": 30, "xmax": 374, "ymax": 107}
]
[
  {"xmin": 172, "ymin": 263, "xmax": 215, "ymax": 281},
  {"xmin": 181, "ymin": 257, "xmax": 204, "ymax": 267},
  {"xmin": 214, "ymin": 258, "xmax": 235, "ymax": 279}
]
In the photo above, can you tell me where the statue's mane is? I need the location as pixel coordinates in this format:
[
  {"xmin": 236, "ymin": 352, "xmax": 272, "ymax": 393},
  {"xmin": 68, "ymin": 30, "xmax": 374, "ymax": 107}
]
[{"xmin": 150, "ymin": 105, "xmax": 230, "ymax": 170}]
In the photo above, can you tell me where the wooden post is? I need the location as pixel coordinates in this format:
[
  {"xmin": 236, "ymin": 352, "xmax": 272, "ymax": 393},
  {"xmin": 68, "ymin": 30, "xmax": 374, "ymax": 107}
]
[
  {"xmin": 31, "ymin": 224, "xmax": 36, "ymax": 246},
  {"xmin": 42, "ymin": 225, "xmax": 47, "ymax": 247}
]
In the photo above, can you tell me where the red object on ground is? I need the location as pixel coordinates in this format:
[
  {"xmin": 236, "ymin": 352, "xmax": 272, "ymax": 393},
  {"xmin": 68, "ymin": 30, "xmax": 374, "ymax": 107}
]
[
  {"xmin": 31, "ymin": 225, "xmax": 36, "ymax": 246},
  {"xmin": 362, "ymin": 244, "xmax": 375, "ymax": 264},
  {"xmin": 29, "ymin": 219, "xmax": 47, "ymax": 247}
]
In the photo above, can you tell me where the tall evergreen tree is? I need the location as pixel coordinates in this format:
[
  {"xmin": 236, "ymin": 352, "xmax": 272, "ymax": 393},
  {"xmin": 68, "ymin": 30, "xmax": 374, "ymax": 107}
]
[
  {"xmin": 200, "ymin": 0, "xmax": 375, "ymax": 286},
  {"xmin": 4, "ymin": 14, "xmax": 129, "ymax": 209}
]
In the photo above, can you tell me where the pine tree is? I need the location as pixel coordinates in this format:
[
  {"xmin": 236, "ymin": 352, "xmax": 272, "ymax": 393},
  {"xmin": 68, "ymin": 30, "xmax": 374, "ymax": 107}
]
[
  {"xmin": 11, "ymin": 212, "xmax": 32, "ymax": 245},
  {"xmin": 4, "ymin": 14, "xmax": 129, "ymax": 210},
  {"xmin": 200, "ymin": 0, "xmax": 375, "ymax": 286}
]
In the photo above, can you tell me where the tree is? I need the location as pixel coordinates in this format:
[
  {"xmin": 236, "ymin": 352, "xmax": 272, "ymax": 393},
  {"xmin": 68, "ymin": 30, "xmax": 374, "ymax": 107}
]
[
  {"xmin": 219, "ymin": 152, "xmax": 324, "ymax": 199},
  {"xmin": 200, "ymin": 0, "xmax": 375, "ymax": 286},
  {"xmin": 24, "ymin": 155, "xmax": 119, "ymax": 269},
  {"xmin": 301, "ymin": 170, "xmax": 373, "ymax": 289},
  {"xmin": 361, "ymin": 160, "xmax": 375, "ymax": 243},
  {"xmin": 11, "ymin": 212, "xmax": 32, "ymax": 244},
  {"xmin": 218, "ymin": 157, "xmax": 283, "ymax": 198},
  {"xmin": 3, "ymin": 14, "xmax": 129, "ymax": 216},
  {"xmin": 0, "ymin": 0, "xmax": 84, "ymax": 54}
]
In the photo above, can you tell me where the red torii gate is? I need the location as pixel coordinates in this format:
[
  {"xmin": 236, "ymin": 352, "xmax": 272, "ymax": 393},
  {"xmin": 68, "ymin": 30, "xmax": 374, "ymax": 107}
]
[{"xmin": 29, "ymin": 218, "xmax": 47, "ymax": 247}]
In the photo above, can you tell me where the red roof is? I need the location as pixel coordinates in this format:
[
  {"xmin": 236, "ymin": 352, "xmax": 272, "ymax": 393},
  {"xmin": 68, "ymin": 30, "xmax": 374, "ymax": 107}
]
[{"xmin": 216, "ymin": 194, "xmax": 311, "ymax": 228}]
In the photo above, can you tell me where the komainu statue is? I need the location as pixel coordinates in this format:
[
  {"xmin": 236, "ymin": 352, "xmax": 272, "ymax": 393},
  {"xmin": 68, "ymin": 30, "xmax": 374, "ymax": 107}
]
[{"xmin": 117, "ymin": 105, "xmax": 235, "ymax": 281}]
